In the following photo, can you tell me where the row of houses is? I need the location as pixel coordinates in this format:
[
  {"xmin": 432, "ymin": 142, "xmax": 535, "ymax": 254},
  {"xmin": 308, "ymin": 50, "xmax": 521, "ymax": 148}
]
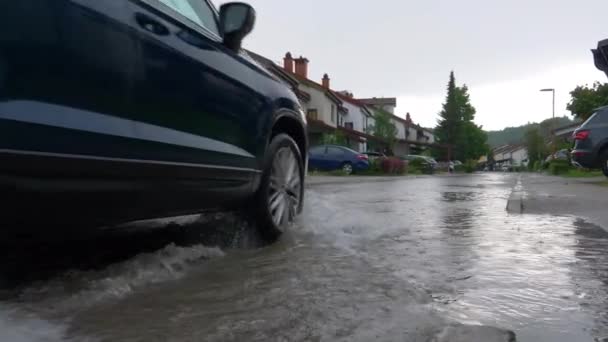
[
  {"xmin": 487, "ymin": 121, "xmax": 585, "ymax": 168},
  {"xmin": 248, "ymin": 51, "xmax": 435, "ymax": 155},
  {"xmin": 490, "ymin": 145, "xmax": 529, "ymax": 168}
]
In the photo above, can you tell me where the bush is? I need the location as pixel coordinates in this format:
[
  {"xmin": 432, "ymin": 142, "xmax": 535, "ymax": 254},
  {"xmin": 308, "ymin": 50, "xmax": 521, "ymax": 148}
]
[
  {"xmin": 368, "ymin": 158, "xmax": 383, "ymax": 173},
  {"xmin": 464, "ymin": 160, "xmax": 477, "ymax": 173},
  {"xmin": 409, "ymin": 158, "xmax": 426, "ymax": 169},
  {"xmin": 530, "ymin": 161, "xmax": 541, "ymax": 172},
  {"xmin": 454, "ymin": 165, "xmax": 465, "ymax": 173},
  {"xmin": 549, "ymin": 160, "xmax": 571, "ymax": 175},
  {"xmin": 408, "ymin": 158, "xmax": 434, "ymax": 174},
  {"xmin": 380, "ymin": 157, "xmax": 407, "ymax": 175}
]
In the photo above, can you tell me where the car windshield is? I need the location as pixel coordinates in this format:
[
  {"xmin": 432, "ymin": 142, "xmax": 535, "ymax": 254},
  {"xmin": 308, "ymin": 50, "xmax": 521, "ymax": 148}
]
[{"xmin": 4, "ymin": 1, "xmax": 608, "ymax": 341}]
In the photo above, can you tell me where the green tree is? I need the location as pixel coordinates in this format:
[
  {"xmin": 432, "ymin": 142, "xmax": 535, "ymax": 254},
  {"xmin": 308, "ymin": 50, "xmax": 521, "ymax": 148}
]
[
  {"xmin": 370, "ymin": 108, "xmax": 398, "ymax": 148},
  {"xmin": 434, "ymin": 72, "xmax": 460, "ymax": 159},
  {"xmin": 567, "ymin": 82, "xmax": 608, "ymax": 121},
  {"xmin": 462, "ymin": 121, "xmax": 489, "ymax": 161},
  {"xmin": 322, "ymin": 131, "xmax": 347, "ymax": 146},
  {"xmin": 434, "ymin": 71, "xmax": 488, "ymax": 161},
  {"xmin": 524, "ymin": 127, "xmax": 547, "ymax": 167}
]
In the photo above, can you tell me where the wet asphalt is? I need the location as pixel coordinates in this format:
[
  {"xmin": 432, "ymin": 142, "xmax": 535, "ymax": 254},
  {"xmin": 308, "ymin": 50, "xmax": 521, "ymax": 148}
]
[{"xmin": 1, "ymin": 173, "xmax": 608, "ymax": 341}]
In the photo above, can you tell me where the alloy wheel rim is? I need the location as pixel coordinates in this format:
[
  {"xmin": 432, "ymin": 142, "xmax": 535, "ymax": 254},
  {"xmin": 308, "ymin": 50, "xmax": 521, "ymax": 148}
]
[
  {"xmin": 343, "ymin": 163, "xmax": 353, "ymax": 174},
  {"xmin": 268, "ymin": 147, "xmax": 301, "ymax": 229}
]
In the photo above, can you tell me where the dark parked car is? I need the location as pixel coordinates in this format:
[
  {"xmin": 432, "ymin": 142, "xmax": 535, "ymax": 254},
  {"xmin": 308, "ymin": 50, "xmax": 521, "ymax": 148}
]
[
  {"xmin": 308, "ymin": 145, "xmax": 369, "ymax": 175},
  {"xmin": 571, "ymin": 106, "xmax": 608, "ymax": 177},
  {"xmin": 362, "ymin": 151, "xmax": 387, "ymax": 162},
  {"xmin": 0, "ymin": 0, "xmax": 308, "ymax": 239},
  {"xmin": 546, "ymin": 149, "xmax": 570, "ymax": 163},
  {"xmin": 400, "ymin": 155, "xmax": 436, "ymax": 173}
]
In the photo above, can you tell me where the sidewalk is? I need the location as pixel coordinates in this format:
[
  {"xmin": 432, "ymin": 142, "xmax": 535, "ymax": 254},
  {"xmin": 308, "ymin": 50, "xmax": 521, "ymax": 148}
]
[{"xmin": 518, "ymin": 173, "xmax": 608, "ymax": 228}]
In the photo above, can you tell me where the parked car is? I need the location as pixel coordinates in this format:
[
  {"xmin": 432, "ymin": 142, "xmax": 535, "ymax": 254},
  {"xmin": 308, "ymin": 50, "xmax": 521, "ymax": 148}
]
[
  {"xmin": 424, "ymin": 157, "xmax": 439, "ymax": 169},
  {"xmin": 546, "ymin": 149, "xmax": 570, "ymax": 163},
  {"xmin": 571, "ymin": 106, "xmax": 608, "ymax": 177},
  {"xmin": 309, "ymin": 145, "xmax": 370, "ymax": 174},
  {"xmin": 362, "ymin": 151, "xmax": 387, "ymax": 162},
  {"xmin": 0, "ymin": 1, "xmax": 308, "ymax": 240},
  {"xmin": 400, "ymin": 155, "xmax": 435, "ymax": 173}
]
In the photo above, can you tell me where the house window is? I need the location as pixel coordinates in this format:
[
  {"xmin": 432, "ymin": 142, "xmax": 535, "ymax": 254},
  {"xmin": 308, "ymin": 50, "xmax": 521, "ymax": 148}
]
[
  {"xmin": 331, "ymin": 105, "xmax": 336, "ymax": 123},
  {"xmin": 307, "ymin": 109, "xmax": 318, "ymax": 120},
  {"xmin": 344, "ymin": 122, "xmax": 354, "ymax": 130}
]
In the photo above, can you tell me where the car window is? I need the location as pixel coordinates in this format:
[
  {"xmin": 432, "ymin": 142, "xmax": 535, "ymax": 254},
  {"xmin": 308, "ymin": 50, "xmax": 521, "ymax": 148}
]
[
  {"xmin": 596, "ymin": 109, "xmax": 608, "ymax": 123},
  {"xmin": 158, "ymin": 0, "xmax": 219, "ymax": 35},
  {"xmin": 327, "ymin": 147, "xmax": 345, "ymax": 157},
  {"xmin": 309, "ymin": 146, "xmax": 326, "ymax": 155},
  {"xmin": 581, "ymin": 112, "xmax": 599, "ymax": 127}
]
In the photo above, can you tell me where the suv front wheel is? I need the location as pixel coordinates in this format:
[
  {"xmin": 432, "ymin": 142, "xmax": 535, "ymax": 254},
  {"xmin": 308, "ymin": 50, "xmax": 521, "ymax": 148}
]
[{"xmin": 254, "ymin": 133, "xmax": 304, "ymax": 240}]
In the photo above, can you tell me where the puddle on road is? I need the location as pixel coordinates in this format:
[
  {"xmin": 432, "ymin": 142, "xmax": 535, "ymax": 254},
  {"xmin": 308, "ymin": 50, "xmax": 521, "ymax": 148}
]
[{"xmin": 0, "ymin": 174, "xmax": 606, "ymax": 341}]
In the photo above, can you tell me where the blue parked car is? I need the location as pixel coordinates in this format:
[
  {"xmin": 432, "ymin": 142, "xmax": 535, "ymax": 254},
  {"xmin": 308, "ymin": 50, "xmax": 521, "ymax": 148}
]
[{"xmin": 309, "ymin": 145, "xmax": 369, "ymax": 175}]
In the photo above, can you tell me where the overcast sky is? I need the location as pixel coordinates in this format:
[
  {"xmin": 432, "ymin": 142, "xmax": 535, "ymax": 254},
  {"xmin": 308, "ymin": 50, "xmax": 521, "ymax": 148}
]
[{"xmin": 230, "ymin": 0, "xmax": 608, "ymax": 130}]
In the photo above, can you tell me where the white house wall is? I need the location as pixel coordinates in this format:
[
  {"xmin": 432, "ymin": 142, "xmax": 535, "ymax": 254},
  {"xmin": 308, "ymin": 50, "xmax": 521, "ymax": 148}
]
[
  {"xmin": 391, "ymin": 118, "xmax": 406, "ymax": 140},
  {"xmin": 511, "ymin": 148, "xmax": 528, "ymax": 166},
  {"xmin": 342, "ymin": 101, "xmax": 368, "ymax": 133},
  {"xmin": 300, "ymin": 83, "xmax": 336, "ymax": 128}
]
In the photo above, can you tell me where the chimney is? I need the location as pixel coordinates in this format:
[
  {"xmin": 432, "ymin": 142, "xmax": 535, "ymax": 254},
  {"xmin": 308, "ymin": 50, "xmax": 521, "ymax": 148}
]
[
  {"xmin": 283, "ymin": 52, "xmax": 294, "ymax": 73},
  {"xmin": 294, "ymin": 56, "xmax": 309, "ymax": 78},
  {"xmin": 406, "ymin": 112, "xmax": 412, "ymax": 124},
  {"xmin": 322, "ymin": 73, "xmax": 330, "ymax": 89}
]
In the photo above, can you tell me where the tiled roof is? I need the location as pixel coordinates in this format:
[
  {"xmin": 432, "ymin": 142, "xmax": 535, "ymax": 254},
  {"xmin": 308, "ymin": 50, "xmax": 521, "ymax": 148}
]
[
  {"xmin": 493, "ymin": 144, "xmax": 525, "ymax": 154},
  {"xmin": 335, "ymin": 93, "xmax": 373, "ymax": 116},
  {"xmin": 289, "ymin": 72, "xmax": 342, "ymax": 105},
  {"xmin": 552, "ymin": 122, "xmax": 581, "ymax": 136},
  {"xmin": 356, "ymin": 97, "xmax": 397, "ymax": 107},
  {"xmin": 246, "ymin": 50, "xmax": 311, "ymax": 102}
]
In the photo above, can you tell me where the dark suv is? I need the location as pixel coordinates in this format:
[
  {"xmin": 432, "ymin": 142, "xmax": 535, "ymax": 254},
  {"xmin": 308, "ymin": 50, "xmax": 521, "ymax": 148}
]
[
  {"xmin": 571, "ymin": 106, "xmax": 608, "ymax": 177},
  {"xmin": 0, "ymin": 1, "xmax": 307, "ymax": 239}
]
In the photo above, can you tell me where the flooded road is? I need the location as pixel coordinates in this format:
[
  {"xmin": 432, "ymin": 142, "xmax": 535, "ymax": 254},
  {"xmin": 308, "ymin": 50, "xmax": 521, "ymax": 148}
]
[{"xmin": 1, "ymin": 173, "xmax": 607, "ymax": 341}]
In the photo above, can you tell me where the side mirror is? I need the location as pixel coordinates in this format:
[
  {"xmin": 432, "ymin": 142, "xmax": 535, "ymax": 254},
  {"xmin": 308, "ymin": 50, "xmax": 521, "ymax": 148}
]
[{"xmin": 219, "ymin": 2, "xmax": 256, "ymax": 52}]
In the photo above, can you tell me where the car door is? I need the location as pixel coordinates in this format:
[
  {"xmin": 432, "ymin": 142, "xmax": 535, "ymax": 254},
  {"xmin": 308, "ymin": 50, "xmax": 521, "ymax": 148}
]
[
  {"xmin": 0, "ymin": 1, "xmax": 139, "ymax": 165},
  {"xmin": 126, "ymin": 0, "xmax": 267, "ymax": 184},
  {"xmin": 326, "ymin": 147, "xmax": 345, "ymax": 170},
  {"xmin": 308, "ymin": 146, "xmax": 327, "ymax": 170}
]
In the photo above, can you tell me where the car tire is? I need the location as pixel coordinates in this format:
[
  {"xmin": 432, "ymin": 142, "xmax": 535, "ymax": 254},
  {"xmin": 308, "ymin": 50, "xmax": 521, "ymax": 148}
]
[
  {"xmin": 253, "ymin": 133, "xmax": 304, "ymax": 241},
  {"xmin": 601, "ymin": 150, "xmax": 608, "ymax": 178},
  {"xmin": 341, "ymin": 162, "xmax": 353, "ymax": 175}
]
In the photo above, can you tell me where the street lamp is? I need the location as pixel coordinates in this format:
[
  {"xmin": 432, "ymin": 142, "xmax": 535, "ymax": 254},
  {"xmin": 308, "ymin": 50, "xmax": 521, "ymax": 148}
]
[{"xmin": 540, "ymin": 88, "xmax": 556, "ymax": 154}]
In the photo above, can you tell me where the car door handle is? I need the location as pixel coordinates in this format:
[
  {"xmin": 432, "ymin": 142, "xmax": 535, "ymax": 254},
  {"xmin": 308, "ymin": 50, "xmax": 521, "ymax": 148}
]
[{"xmin": 135, "ymin": 13, "xmax": 169, "ymax": 36}]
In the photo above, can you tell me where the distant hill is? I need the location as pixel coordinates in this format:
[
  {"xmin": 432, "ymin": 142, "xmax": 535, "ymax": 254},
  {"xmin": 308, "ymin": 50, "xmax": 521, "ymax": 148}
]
[{"xmin": 486, "ymin": 116, "xmax": 576, "ymax": 147}]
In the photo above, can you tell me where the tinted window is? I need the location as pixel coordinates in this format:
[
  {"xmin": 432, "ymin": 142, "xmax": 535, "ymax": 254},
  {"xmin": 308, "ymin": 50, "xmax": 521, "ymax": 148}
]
[
  {"xmin": 596, "ymin": 109, "xmax": 608, "ymax": 123},
  {"xmin": 158, "ymin": 0, "xmax": 219, "ymax": 35},
  {"xmin": 327, "ymin": 147, "xmax": 345, "ymax": 157},
  {"xmin": 309, "ymin": 146, "xmax": 326, "ymax": 155}
]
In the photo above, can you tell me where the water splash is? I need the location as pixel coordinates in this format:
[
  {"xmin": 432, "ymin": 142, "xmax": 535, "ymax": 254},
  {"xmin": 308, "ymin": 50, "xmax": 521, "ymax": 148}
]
[{"xmin": 18, "ymin": 243, "xmax": 224, "ymax": 315}]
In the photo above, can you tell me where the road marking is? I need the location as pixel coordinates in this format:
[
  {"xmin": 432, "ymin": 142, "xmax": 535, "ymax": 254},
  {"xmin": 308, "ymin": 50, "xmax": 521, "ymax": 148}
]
[{"xmin": 506, "ymin": 175, "xmax": 524, "ymax": 213}]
